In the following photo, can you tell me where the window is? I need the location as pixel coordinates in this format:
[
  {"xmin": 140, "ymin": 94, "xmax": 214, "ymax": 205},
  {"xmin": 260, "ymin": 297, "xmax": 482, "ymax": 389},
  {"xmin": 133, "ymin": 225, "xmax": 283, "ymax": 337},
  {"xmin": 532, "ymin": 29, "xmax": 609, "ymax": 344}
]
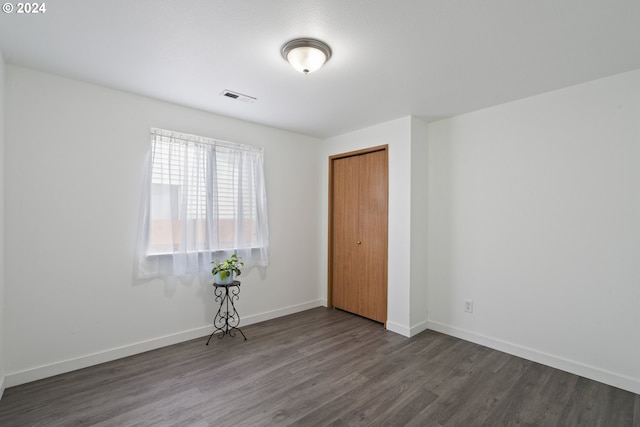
[{"xmin": 136, "ymin": 128, "xmax": 269, "ymax": 278}]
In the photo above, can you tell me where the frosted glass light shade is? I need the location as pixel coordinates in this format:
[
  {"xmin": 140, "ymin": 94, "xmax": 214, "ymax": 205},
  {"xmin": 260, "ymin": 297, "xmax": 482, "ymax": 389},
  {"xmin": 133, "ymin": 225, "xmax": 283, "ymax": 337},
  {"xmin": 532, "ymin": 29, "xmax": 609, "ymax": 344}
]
[
  {"xmin": 281, "ymin": 38, "xmax": 332, "ymax": 74},
  {"xmin": 286, "ymin": 47, "xmax": 327, "ymax": 74}
]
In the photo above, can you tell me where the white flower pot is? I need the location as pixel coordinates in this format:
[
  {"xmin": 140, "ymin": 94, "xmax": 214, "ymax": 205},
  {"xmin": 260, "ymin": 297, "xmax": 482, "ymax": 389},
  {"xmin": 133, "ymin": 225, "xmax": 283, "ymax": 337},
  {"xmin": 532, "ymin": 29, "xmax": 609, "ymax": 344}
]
[{"xmin": 214, "ymin": 271, "xmax": 234, "ymax": 285}]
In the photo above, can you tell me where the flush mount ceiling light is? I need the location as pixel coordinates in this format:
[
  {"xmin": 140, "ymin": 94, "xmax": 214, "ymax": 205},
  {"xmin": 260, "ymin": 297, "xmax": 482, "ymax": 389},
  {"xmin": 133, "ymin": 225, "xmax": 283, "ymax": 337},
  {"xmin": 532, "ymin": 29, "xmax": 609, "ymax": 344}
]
[{"xmin": 281, "ymin": 38, "xmax": 332, "ymax": 74}]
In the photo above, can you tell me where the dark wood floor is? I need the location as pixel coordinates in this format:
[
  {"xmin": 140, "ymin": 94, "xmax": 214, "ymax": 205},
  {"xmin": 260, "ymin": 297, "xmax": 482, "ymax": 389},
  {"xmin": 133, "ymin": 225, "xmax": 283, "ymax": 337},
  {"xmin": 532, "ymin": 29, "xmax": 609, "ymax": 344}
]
[{"xmin": 0, "ymin": 307, "xmax": 638, "ymax": 426}]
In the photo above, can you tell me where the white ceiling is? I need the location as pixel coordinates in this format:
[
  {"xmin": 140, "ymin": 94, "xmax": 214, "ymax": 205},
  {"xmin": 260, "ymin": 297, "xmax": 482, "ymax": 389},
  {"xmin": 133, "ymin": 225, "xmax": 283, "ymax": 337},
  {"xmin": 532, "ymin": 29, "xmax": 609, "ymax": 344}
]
[{"xmin": 1, "ymin": 0, "xmax": 639, "ymax": 138}]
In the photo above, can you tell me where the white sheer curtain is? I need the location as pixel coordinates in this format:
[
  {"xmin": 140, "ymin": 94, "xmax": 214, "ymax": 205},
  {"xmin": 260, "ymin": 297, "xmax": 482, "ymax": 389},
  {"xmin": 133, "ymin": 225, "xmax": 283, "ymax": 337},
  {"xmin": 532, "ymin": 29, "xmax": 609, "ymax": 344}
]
[{"xmin": 136, "ymin": 128, "xmax": 269, "ymax": 278}]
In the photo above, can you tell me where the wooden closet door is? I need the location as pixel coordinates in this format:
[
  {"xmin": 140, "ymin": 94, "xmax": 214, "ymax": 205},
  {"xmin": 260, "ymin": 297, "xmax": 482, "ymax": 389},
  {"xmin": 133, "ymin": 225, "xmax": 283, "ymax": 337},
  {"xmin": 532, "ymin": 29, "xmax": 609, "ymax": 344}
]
[
  {"xmin": 330, "ymin": 147, "xmax": 388, "ymax": 324},
  {"xmin": 331, "ymin": 155, "xmax": 360, "ymax": 314},
  {"xmin": 355, "ymin": 149, "xmax": 387, "ymax": 322}
]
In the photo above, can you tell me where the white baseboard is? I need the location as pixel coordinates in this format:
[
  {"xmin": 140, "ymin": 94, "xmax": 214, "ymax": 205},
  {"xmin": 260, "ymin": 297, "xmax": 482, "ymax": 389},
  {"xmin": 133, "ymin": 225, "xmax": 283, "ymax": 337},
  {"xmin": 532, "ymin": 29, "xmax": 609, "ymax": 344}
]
[
  {"xmin": 0, "ymin": 375, "xmax": 5, "ymax": 400},
  {"xmin": 427, "ymin": 320, "xmax": 640, "ymax": 395},
  {"xmin": 386, "ymin": 321, "xmax": 410, "ymax": 337},
  {"xmin": 410, "ymin": 319, "xmax": 430, "ymax": 337},
  {"xmin": 5, "ymin": 299, "xmax": 324, "ymax": 388},
  {"xmin": 385, "ymin": 319, "xmax": 429, "ymax": 338},
  {"xmin": 12, "ymin": 304, "xmax": 635, "ymax": 396},
  {"xmin": 5, "ymin": 326, "xmax": 213, "ymax": 388},
  {"xmin": 241, "ymin": 299, "xmax": 325, "ymax": 326}
]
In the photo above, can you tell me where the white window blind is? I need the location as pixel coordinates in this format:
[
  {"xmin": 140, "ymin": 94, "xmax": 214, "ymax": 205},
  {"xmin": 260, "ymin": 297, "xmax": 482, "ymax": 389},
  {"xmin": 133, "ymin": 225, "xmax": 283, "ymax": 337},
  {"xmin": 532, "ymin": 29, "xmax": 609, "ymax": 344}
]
[{"xmin": 135, "ymin": 128, "xmax": 269, "ymax": 278}]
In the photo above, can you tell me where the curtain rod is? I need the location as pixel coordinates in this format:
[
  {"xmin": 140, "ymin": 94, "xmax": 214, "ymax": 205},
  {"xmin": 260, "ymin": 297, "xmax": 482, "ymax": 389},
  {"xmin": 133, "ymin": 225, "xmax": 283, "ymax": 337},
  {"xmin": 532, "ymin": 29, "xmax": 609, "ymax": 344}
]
[{"xmin": 151, "ymin": 128, "xmax": 263, "ymax": 153}]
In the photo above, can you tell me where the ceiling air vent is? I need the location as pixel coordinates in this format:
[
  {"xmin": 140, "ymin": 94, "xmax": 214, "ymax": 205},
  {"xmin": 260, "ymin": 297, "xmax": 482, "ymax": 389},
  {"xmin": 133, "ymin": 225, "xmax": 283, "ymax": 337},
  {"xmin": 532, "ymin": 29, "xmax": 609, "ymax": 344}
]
[{"xmin": 220, "ymin": 90, "xmax": 256, "ymax": 104}]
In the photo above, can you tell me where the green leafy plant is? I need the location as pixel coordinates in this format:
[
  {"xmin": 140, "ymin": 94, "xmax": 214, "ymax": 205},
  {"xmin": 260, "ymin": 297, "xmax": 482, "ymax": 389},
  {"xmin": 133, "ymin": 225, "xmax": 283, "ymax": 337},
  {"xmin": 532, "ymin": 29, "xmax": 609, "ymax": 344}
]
[{"xmin": 211, "ymin": 253, "xmax": 244, "ymax": 281}]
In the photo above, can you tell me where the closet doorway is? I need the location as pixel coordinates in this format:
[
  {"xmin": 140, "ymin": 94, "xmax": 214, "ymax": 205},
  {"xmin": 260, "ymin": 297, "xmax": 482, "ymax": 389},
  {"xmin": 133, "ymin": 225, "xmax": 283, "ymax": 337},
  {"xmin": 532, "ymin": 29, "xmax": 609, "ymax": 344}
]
[{"xmin": 328, "ymin": 145, "xmax": 388, "ymax": 325}]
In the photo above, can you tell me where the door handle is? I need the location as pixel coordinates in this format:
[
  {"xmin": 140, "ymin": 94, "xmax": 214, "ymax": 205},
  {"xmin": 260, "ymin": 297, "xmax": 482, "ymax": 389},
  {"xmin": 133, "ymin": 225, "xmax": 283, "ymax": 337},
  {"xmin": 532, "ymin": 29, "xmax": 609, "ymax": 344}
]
[{"xmin": 357, "ymin": 240, "xmax": 362, "ymax": 245}]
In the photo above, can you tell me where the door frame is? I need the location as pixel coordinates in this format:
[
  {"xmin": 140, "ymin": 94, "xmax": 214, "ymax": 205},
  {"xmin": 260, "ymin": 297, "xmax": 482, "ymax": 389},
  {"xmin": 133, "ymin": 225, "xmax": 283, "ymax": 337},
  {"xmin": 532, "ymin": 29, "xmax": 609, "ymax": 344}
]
[{"xmin": 327, "ymin": 145, "xmax": 389, "ymax": 318}]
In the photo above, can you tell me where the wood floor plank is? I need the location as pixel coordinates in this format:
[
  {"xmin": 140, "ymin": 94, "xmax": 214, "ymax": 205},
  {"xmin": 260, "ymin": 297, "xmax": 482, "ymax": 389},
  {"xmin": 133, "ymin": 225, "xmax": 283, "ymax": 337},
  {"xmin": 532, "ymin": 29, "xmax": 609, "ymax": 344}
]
[
  {"xmin": 0, "ymin": 307, "xmax": 637, "ymax": 426},
  {"xmin": 558, "ymin": 376, "xmax": 635, "ymax": 426},
  {"xmin": 482, "ymin": 363, "xmax": 578, "ymax": 426}
]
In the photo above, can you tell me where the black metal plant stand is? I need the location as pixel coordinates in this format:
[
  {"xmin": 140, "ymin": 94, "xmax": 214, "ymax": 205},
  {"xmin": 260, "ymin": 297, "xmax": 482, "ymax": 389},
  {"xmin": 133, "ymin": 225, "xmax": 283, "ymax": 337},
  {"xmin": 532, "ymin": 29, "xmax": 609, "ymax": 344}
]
[{"xmin": 206, "ymin": 280, "xmax": 247, "ymax": 344}]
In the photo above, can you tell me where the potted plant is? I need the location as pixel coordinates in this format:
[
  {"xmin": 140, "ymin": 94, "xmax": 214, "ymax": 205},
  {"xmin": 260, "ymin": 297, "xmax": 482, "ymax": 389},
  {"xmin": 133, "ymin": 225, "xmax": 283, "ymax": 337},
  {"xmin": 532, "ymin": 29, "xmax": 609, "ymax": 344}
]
[{"xmin": 212, "ymin": 253, "xmax": 244, "ymax": 285}]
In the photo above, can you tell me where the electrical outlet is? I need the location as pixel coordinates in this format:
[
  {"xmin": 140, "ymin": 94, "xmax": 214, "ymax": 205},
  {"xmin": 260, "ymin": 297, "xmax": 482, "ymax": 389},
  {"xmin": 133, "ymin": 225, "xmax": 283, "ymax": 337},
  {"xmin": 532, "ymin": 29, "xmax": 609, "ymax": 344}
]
[{"xmin": 464, "ymin": 299, "xmax": 473, "ymax": 313}]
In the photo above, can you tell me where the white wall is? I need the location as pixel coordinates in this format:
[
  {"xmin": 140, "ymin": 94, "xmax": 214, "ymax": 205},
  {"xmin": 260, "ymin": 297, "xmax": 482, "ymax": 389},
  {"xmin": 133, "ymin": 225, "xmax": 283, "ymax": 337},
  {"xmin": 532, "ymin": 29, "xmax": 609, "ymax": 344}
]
[
  {"xmin": 320, "ymin": 116, "xmax": 428, "ymax": 336},
  {"xmin": 427, "ymin": 69, "xmax": 640, "ymax": 394},
  {"xmin": 0, "ymin": 50, "xmax": 6, "ymax": 398},
  {"xmin": 5, "ymin": 61, "xmax": 639, "ymax": 397},
  {"xmin": 4, "ymin": 66, "xmax": 323, "ymax": 386},
  {"xmin": 409, "ymin": 119, "xmax": 429, "ymax": 334}
]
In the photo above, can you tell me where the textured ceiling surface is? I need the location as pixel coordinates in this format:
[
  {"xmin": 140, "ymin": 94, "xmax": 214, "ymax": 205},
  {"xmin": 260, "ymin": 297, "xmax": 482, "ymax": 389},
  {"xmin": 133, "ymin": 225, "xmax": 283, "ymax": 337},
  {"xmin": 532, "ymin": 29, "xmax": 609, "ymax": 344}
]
[{"xmin": 1, "ymin": 0, "xmax": 639, "ymax": 138}]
